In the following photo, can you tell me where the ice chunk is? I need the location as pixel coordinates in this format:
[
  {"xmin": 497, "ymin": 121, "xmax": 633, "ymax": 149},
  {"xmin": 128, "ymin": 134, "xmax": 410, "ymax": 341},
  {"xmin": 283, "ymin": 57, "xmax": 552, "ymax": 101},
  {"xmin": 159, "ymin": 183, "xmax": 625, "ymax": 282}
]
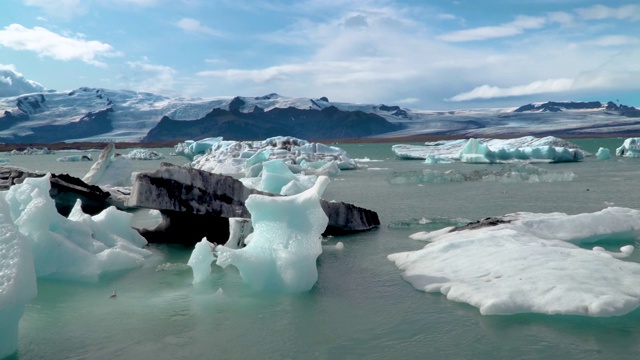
[
  {"xmin": 615, "ymin": 138, "xmax": 640, "ymax": 157},
  {"xmin": 122, "ymin": 149, "xmax": 165, "ymax": 160},
  {"xmin": 188, "ymin": 239, "xmax": 215, "ymax": 284},
  {"xmin": 215, "ymin": 176, "xmax": 330, "ymax": 292},
  {"xmin": 596, "ymin": 147, "xmax": 611, "ymax": 160},
  {"xmin": 4, "ymin": 175, "xmax": 150, "ymax": 282},
  {"xmin": 389, "ymin": 207, "xmax": 640, "ymax": 317},
  {"xmin": 224, "ymin": 218, "xmax": 253, "ymax": 249},
  {"xmin": 56, "ymin": 154, "xmax": 93, "ymax": 162},
  {"xmin": 83, "ymin": 143, "xmax": 134, "ymax": 187},
  {"xmin": 0, "ymin": 196, "xmax": 37, "ymax": 359}
]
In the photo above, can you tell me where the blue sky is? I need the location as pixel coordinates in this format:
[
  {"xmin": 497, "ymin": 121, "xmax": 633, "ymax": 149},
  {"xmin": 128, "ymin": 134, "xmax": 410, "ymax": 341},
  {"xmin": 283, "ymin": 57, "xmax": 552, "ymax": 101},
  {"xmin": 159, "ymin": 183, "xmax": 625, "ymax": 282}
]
[{"xmin": 1, "ymin": 0, "xmax": 639, "ymax": 109}]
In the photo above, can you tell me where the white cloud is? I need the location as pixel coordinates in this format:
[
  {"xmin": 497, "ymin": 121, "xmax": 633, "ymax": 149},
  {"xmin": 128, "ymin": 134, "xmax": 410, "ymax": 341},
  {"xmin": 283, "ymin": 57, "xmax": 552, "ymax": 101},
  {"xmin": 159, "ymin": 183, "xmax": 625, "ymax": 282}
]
[
  {"xmin": 0, "ymin": 24, "xmax": 121, "ymax": 67},
  {"xmin": 585, "ymin": 35, "xmax": 640, "ymax": 47},
  {"xmin": 23, "ymin": 0, "xmax": 87, "ymax": 19},
  {"xmin": 576, "ymin": 4, "xmax": 640, "ymax": 21},
  {"xmin": 448, "ymin": 78, "xmax": 575, "ymax": 101},
  {"xmin": 176, "ymin": 18, "xmax": 222, "ymax": 36},
  {"xmin": 438, "ymin": 15, "xmax": 546, "ymax": 42},
  {"xmin": 126, "ymin": 61, "xmax": 177, "ymax": 94}
]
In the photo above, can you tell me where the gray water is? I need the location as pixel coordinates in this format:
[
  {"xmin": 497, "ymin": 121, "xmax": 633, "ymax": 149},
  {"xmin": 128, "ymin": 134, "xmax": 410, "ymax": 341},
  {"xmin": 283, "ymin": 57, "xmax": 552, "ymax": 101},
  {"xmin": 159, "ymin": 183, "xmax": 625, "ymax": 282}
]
[{"xmin": 5, "ymin": 140, "xmax": 640, "ymax": 360}]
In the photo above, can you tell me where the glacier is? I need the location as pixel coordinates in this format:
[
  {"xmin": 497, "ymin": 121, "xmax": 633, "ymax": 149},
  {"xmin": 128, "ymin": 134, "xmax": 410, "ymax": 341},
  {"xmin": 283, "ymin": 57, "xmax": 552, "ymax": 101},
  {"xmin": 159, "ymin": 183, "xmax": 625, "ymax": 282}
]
[{"xmin": 388, "ymin": 207, "xmax": 640, "ymax": 317}]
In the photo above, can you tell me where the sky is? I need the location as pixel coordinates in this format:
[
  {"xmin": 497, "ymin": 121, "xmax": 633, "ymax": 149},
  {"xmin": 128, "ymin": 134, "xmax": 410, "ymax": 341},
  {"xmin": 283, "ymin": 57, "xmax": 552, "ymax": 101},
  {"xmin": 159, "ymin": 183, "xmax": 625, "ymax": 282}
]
[{"xmin": 0, "ymin": 0, "xmax": 639, "ymax": 110}]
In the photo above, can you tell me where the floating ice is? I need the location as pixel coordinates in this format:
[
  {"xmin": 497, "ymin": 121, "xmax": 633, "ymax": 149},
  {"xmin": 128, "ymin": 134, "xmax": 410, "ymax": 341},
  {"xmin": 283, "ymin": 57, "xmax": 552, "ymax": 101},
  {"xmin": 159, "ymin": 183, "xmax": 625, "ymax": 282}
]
[
  {"xmin": 186, "ymin": 136, "xmax": 356, "ymax": 175},
  {"xmin": 388, "ymin": 164, "xmax": 575, "ymax": 184},
  {"xmin": 9, "ymin": 147, "xmax": 53, "ymax": 156},
  {"xmin": 388, "ymin": 207, "xmax": 640, "ymax": 317},
  {"xmin": 615, "ymin": 138, "xmax": 640, "ymax": 157},
  {"xmin": 83, "ymin": 143, "xmax": 134, "ymax": 187},
  {"xmin": 0, "ymin": 195, "xmax": 36, "ymax": 359},
  {"xmin": 187, "ymin": 239, "xmax": 215, "ymax": 284},
  {"xmin": 393, "ymin": 136, "xmax": 587, "ymax": 163},
  {"xmin": 596, "ymin": 147, "xmax": 611, "ymax": 160},
  {"xmin": 173, "ymin": 137, "xmax": 223, "ymax": 160},
  {"xmin": 122, "ymin": 149, "xmax": 165, "ymax": 160},
  {"xmin": 4, "ymin": 175, "xmax": 150, "ymax": 282},
  {"xmin": 56, "ymin": 154, "xmax": 93, "ymax": 162},
  {"xmin": 0, "ymin": 158, "xmax": 9, "ymax": 164},
  {"xmin": 215, "ymin": 176, "xmax": 330, "ymax": 292}
]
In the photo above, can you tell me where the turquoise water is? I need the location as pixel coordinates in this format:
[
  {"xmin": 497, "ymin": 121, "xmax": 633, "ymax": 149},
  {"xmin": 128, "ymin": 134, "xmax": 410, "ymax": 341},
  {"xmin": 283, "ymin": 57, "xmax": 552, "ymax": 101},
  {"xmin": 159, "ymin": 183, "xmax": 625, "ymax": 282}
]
[{"xmin": 4, "ymin": 140, "xmax": 640, "ymax": 360}]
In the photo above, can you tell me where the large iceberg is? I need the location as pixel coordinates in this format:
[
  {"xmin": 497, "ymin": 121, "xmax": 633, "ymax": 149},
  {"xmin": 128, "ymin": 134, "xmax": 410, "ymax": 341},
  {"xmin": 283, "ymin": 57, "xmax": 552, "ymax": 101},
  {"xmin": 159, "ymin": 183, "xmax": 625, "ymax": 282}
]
[
  {"xmin": 0, "ymin": 196, "xmax": 37, "ymax": 359},
  {"xmin": 214, "ymin": 176, "xmax": 330, "ymax": 292},
  {"xmin": 388, "ymin": 207, "xmax": 640, "ymax": 317},
  {"xmin": 181, "ymin": 136, "xmax": 356, "ymax": 175},
  {"xmin": 392, "ymin": 136, "xmax": 588, "ymax": 163}
]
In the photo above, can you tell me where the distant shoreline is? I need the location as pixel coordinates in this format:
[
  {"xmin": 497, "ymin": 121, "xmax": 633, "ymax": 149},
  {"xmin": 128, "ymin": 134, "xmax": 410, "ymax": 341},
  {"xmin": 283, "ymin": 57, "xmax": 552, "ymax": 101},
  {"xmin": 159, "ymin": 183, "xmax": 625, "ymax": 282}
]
[{"xmin": 0, "ymin": 133, "xmax": 632, "ymax": 152}]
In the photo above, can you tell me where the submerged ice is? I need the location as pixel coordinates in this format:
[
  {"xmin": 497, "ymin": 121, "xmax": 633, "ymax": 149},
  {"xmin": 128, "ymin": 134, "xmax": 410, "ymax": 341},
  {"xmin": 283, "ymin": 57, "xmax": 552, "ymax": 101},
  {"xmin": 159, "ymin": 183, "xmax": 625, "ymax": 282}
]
[
  {"xmin": 388, "ymin": 163, "xmax": 575, "ymax": 184},
  {"xmin": 388, "ymin": 207, "xmax": 640, "ymax": 317}
]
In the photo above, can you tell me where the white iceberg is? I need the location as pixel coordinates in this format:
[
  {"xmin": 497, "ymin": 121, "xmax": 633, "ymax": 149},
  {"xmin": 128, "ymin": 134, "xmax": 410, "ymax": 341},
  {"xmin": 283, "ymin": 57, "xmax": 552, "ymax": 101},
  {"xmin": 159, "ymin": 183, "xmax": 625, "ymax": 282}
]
[
  {"xmin": 392, "ymin": 136, "xmax": 588, "ymax": 163},
  {"xmin": 56, "ymin": 154, "xmax": 93, "ymax": 162},
  {"xmin": 0, "ymin": 195, "xmax": 37, "ymax": 359},
  {"xmin": 596, "ymin": 147, "xmax": 611, "ymax": 160},
  {"xmin": 215, "ymin": 176, "xmax": 330, "ymax": 292},
  {"xmin": 82, "ymin": 143, "xmax": 134, "ymax": 187},
  {"xmin": 388, "ymin": 207, "xmax": 640, "ymax": 317},
  {"xmin": 122, "ymin": 149, "xmax": 165, "ymax": 160},
  {"xmin": 615, "ymin": 138, "xmax": 640, "ymax": 157}
]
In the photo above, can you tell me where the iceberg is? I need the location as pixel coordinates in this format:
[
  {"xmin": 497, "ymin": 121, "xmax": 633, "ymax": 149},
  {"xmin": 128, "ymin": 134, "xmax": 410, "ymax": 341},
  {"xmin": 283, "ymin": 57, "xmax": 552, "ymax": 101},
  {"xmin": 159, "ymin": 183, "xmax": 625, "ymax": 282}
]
[
  {"xmin": 173, "ymin": 137, "xmax": 223, "ymax": 160},
  {"xmin": 392, "ymin": 136, "xmax": 588, "ymax": 163},
  {"xmin": 56, "ymin": 154, "xmax": 93, "ymax": 162},
  {"xmin": 596, "ymin": 147, "xmax": 611, "ymax": 160},
  {"xmin": 615, "ymin": 138, "xmax": 640, "ymax": 157},
  {"xmin": 388, "ymin": 207, "xmax": 640, "ymax": 317},
  {"xmin": 82, "ymin": 143, "xmax": 134, "ymax": 187},
  {"xmin": 4, "ymin": 175, "xmax": 150, "ymax": 282},
  {"xmin": 240, "ymin": 159, "xmax": 318, "ymax": 196},
  {"xmin": 215, "ymin": 176, "xmax": 330, "ymax": 292},
  {"xmin": 0, "ymin": 195, "xmax": 37, "ymax": 359},
  {"xmin": 122, "ymin": 149, "xmax": 165, "ymax": 160}
]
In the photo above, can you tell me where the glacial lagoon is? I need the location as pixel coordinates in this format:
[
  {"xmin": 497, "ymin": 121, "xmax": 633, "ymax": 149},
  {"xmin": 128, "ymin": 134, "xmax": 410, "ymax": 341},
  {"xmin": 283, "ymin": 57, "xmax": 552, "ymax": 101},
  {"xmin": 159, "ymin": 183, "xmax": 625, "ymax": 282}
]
[{"xmin": 4, "ymin": 138, "xmax": 640, "ymax": 360}]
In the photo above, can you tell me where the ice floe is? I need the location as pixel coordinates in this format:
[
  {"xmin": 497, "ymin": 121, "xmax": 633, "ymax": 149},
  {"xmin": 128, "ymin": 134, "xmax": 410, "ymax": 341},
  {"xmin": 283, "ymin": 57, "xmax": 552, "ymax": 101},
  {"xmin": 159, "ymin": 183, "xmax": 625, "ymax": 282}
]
[
  {"xmin": 392, "ymin": 136, "xmax": 588, "ymax": 163},
  {"xmin": 388, "ymin": 207, "xmax": 640, "ymax": 317}
]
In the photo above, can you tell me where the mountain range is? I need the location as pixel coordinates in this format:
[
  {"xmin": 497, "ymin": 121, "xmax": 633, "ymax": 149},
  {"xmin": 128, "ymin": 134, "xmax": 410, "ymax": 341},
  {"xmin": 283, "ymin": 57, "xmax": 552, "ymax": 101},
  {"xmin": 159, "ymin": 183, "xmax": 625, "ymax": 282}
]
[{"xmin": 1, "ymin": 83, "xmax": 639, "ymax": 144}]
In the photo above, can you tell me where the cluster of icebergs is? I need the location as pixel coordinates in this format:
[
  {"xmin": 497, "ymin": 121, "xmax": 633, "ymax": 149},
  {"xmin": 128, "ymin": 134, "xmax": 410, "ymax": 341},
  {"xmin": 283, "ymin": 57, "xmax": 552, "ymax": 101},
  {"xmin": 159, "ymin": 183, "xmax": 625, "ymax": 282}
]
[
  {"xmin": 0, "ymin": 175, "xmax": 150, "ymax": 358},
  {"xmin": 174, "ymin": 136, "xmax": 356, "ymax": 176}
]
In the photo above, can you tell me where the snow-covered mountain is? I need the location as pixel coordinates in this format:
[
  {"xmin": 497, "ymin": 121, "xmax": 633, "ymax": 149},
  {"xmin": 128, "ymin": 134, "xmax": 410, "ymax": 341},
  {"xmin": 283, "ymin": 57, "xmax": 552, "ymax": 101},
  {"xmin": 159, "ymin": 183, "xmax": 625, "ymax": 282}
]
[{"xmin": 0, "ymin": 86, "xmax": 639, "ymax": 144}]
